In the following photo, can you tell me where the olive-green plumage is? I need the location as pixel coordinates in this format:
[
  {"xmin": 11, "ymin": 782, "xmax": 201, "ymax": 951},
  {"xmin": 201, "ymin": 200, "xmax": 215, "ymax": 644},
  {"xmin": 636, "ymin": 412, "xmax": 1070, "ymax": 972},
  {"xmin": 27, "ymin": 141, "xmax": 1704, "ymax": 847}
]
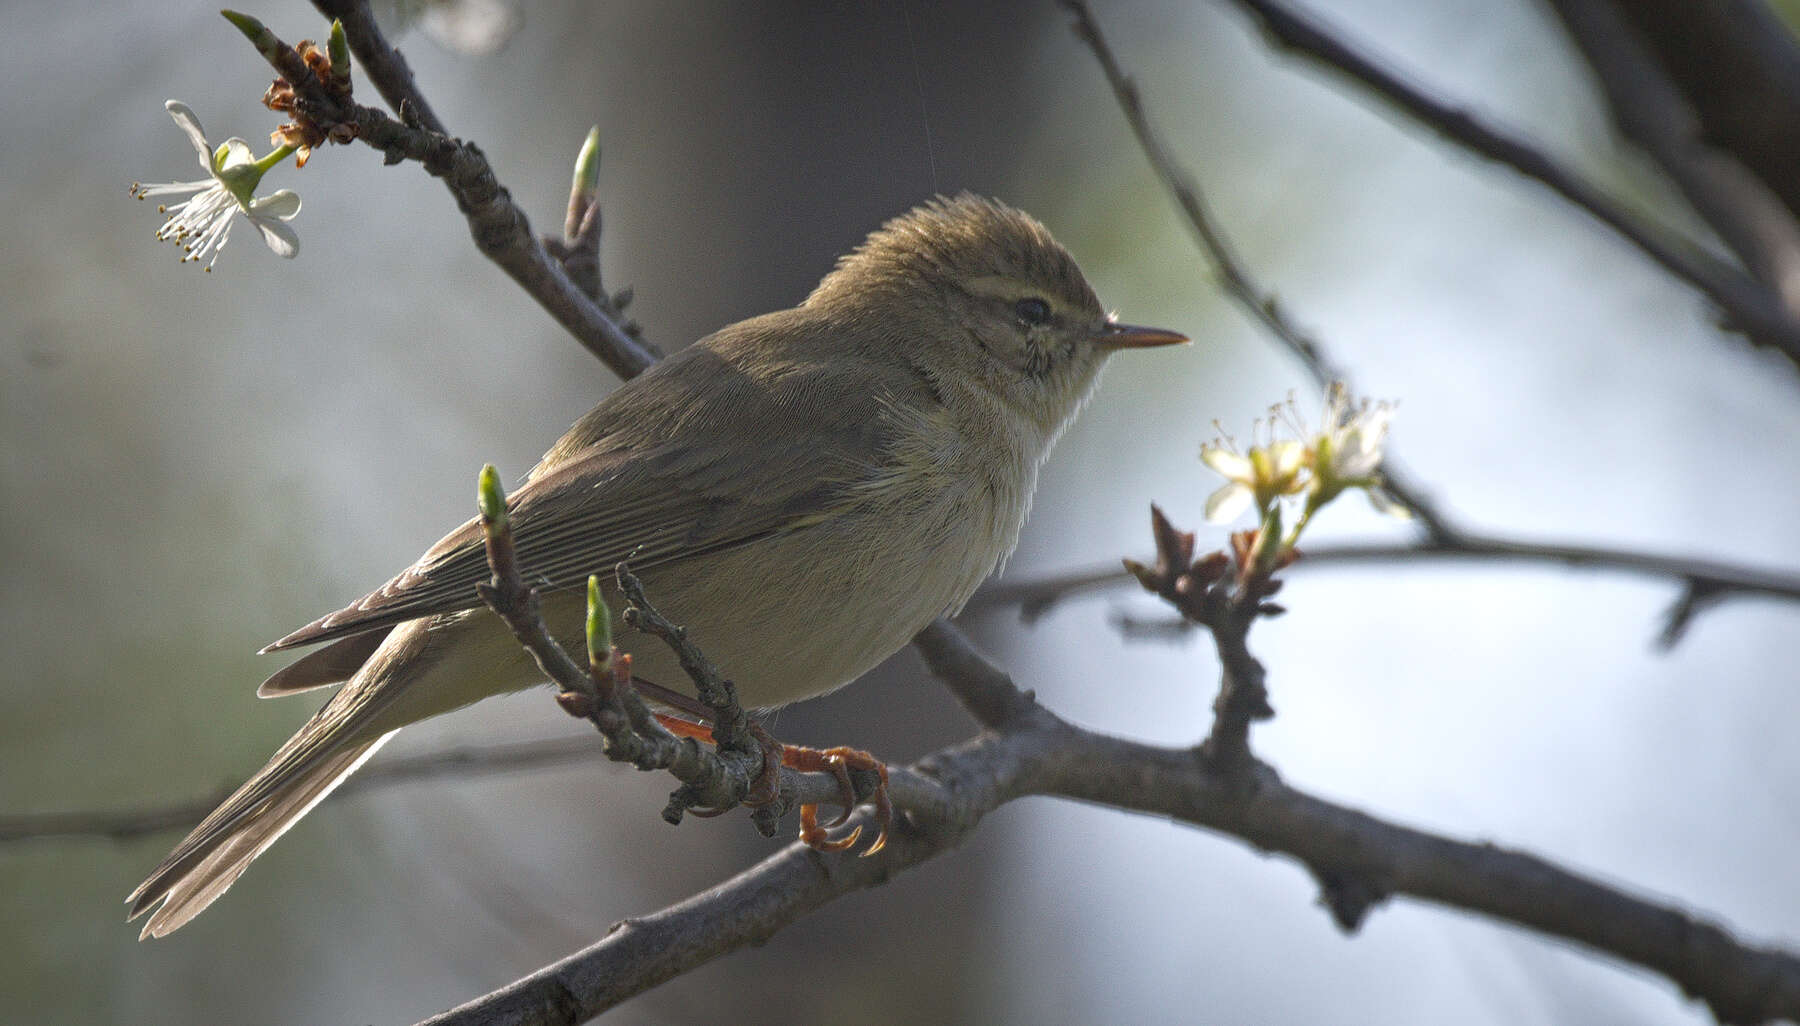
[{"xmin": 127, "ymin": 194, "xmax": 1185, "ymax": 937}]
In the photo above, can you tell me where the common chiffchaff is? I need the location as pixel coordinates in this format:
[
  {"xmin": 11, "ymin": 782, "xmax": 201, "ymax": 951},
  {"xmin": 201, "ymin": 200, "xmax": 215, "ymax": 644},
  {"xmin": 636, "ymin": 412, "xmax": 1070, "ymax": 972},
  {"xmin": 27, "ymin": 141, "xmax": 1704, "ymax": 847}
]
[{"xmin": 128, "ymin": 194, "xmax": 1187, "ymax": 937}]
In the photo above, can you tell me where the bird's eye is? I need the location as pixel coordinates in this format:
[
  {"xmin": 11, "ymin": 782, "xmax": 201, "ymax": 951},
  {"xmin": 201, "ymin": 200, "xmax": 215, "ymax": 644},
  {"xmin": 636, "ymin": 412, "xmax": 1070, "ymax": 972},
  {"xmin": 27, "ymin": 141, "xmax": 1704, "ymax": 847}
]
[{"xmin": 1014, "ymin": 297, "xmax": 1052, "ymax": 327}]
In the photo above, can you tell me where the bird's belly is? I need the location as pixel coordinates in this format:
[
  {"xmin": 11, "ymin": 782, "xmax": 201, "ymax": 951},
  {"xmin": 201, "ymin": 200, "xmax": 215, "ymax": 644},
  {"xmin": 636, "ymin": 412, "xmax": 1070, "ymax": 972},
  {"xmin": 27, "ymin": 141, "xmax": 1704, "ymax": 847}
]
[{"xmin": 603, "ymin": 494, "xmax": 1012, "ymax": 709}]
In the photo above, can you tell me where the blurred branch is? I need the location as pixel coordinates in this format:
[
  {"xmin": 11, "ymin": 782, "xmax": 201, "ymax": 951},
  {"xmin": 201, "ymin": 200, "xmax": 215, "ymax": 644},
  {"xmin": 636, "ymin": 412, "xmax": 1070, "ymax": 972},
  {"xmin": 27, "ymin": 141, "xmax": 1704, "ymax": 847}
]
[
  {"xmin": 233, "ymin": 7, "xmax": 660, "ymax": 379},
  {"xmin": 1196, "ymin": 0, "xmax": 1800, "ymax": 371},
  {"xmin": 1058, "ymin": 0, "xmax": 1800, "ymax": 633},
  {"xmin": 418, "ymin": 619, "xmax": 1800, "ymax": 1026},
  {"xmin": 1545, "ymin": 0, "xmax": 1800, "ymax": 325},
  {"xmin": 1573, "ymin": 0, "xmax": 1800, "ymax": 228},
  {"xmin": 0, "ymin": 736, "xmax": 604, "ymax": 843},
  {"xmin": 975, "ymin": 531, "xmax": 1800, "ymax": 647},
  {"xmin": 1059, "ymin": 0, "xmax": 1456, "ymax": 543}
]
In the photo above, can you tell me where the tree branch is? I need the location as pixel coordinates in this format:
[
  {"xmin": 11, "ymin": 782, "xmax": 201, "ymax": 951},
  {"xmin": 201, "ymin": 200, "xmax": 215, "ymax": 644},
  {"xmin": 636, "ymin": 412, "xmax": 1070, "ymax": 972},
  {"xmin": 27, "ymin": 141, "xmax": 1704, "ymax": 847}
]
[
  {"xmin": 0, "ymin": 736, "xmax": 605, "ymax": 843},
  {"xmin": 1199, "ymin": 0, "xmax": 1800, "ymax": 372},
  {"xmin": 234, "ymin": 6, "xmax": 660, "ymax": 379},
  {"xmin": 310, "ymin": 0, "xmax": 447, "ymax": 134},
  {"xmin": 194, "ymin": 9, "xmax": 1800, "ymax": 1023},
  {"xmin": 1544, "ymin": 0, "xmax": 1800, "ymax": 323},
  {"xmin": 911, "ymin": 619, "xmax": 1041, "ymax": 730},
  {"xmin": 416, "ymin": 619, "xmax": 1800, "ymax": 1026},
  {"xmin": 1586, "ymin": 0, "xmax": 1800, "ymax": 226},
  {"xmin": 975, "ymin": 530, "xmax": 1800, "ymax": 647}
]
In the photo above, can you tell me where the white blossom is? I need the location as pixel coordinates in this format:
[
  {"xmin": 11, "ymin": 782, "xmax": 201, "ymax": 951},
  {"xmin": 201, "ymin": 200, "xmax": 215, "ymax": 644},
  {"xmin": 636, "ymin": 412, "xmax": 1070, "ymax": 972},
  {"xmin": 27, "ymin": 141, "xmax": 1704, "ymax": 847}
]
[
  {"xmin": 1200, "ymin": 384, "xmax": 1407, "ymax": 531},
  {"xmin": 1305, "ymin": 384, "xmax": 1406, "ymax": 516},
  {"xmin": 1200, "ymin": 436, "xmax": 1304, "ymax": 524},
  {"xmin": 131, "ymin": 101, "xmax": 300, "ymax": 269}
]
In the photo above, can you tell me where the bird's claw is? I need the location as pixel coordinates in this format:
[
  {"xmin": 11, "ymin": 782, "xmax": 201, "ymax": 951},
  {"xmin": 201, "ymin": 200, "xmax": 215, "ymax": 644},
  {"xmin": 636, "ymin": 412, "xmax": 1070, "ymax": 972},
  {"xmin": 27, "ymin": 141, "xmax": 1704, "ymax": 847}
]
[{"xmin": 782, "ymin": 745, "xmax": 891, "ymax": 857}]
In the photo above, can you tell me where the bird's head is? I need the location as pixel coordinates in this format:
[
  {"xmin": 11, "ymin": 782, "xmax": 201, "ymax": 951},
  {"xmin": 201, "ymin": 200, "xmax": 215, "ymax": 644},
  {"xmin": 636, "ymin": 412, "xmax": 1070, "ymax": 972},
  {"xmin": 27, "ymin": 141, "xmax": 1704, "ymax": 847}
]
[{"xmin": 808, "ymin": 193, "xmax": 1186, "ymax": 438}]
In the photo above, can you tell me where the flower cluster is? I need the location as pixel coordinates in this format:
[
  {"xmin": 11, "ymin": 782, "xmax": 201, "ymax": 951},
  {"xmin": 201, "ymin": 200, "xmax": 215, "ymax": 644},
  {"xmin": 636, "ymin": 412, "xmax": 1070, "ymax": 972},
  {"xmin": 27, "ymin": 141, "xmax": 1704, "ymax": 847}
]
[{"xmin": 1201, "ymin": 383, "xmax": 1407, "ymax": 542}]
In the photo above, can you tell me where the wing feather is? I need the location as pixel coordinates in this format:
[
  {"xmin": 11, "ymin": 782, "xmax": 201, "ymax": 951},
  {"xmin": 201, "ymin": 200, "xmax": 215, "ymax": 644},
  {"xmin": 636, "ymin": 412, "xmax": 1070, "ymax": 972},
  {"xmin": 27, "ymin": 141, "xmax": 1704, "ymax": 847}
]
[{"xmin": 263, "ymin": 328, "xmax": 917, "ymax": 653}]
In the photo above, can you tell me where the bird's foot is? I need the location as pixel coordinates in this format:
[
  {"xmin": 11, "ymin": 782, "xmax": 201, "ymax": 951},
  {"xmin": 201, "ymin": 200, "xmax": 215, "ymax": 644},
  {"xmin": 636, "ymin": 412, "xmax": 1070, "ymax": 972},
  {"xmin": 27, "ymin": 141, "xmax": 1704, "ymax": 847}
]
[
  {"xmin": 650, "ymin": 713, "xmax": 889, "ymax": 853},
  {"xmin": 782, "ymin": 744, "xmax": 891, "ymax": 856}
]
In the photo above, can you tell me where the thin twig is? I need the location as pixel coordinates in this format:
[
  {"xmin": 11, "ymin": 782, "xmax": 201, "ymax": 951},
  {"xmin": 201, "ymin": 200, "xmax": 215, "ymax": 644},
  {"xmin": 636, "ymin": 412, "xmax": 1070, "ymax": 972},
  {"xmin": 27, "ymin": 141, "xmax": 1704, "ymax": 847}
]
[
  {"xmin": 911, "ymin": 620, "xmax": 1041, "ymax": 730},
  {"xmin": 975, "ymin": 532, "xmax": 1800, "ymax": 643},
  {"xmin": 552, "ymin": 134, "xmax": 604, "ymax": 303},
  {"xmin": 415, "ymin": 620, "xmax": 1800, "ymax": 1026},
  {"xmin": 1216, "ymin": 0, "xmax": 1800, "ymax": 370},
  {"xmin": 1120, "ymin": 506, "xmax": 1279, "ymax": 768},
  {"xmin": 1059, "ymin": 0, "xmax": 1456, "ymax": 542},
  {"xmin": 613, "ymin": 567, "xmax": 753, "ymax": 758},
  {"xmin": 541, "ymin": 127, "xmax": 643, "ymax": 341}
]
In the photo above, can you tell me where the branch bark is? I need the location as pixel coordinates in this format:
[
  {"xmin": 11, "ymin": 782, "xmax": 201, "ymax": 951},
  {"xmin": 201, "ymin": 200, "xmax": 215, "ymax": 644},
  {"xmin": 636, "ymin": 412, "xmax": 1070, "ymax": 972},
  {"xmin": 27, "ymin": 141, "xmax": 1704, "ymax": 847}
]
[
  {"xmin": 1582, "ymin": 0, "xmax": 1800, "ymax": 224},
  {"xmin": 417, "ymin": 621, "xmax": 1800, "ymax": 1026}
]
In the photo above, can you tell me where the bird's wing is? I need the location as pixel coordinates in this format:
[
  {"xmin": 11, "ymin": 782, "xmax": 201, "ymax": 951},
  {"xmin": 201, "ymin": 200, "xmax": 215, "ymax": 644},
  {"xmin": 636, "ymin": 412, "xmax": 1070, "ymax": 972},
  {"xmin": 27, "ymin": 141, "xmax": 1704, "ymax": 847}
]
[{"xmin": 263, "ymin": 339, "xmax": 907, "ymax": 653}]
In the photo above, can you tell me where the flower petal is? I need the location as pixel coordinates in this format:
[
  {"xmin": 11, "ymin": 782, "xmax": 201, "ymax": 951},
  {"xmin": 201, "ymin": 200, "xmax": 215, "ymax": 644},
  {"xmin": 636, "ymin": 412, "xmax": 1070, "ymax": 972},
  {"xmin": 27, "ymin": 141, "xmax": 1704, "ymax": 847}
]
[
  {"xmin": 252, "ymin": 215, "xmax": 300, "ymax": 258},
  {"xmin": 218, "ymin": 138, "xmax": 255, "ymax": 171},
  {"xmin": 1267, "ymin": 440, "xmax": 1305, "ymax": 479},
  {"xmin": 1332, "ymin": 430, "xmax": 1382, "ymax": 478},
  {"xmin": 165, "ymin": 100, "xmax": 213, "ymax": 170},
  {"xmin": 1201, "ymin": 445, "xmax": 1252, "ymax": 481},
  {"xmin": 1204, "ymin": 482, "xmax": 1253, "ymax": 523},
  {"xmin": 249, "ymin": 189, "xmax": 302, "ymax": 221}
]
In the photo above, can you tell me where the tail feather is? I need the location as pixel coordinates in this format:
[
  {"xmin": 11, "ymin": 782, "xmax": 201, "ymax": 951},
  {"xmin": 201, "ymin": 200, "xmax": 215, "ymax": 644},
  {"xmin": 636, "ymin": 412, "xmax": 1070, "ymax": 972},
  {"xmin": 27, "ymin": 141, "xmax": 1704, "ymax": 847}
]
[
  {"xmin": 127, "ymin": 731, "xmax": 396, "ymax": 939},
  {"xmin": 256, "ymin": 628, "xmax": 392, "ymax": 698}
]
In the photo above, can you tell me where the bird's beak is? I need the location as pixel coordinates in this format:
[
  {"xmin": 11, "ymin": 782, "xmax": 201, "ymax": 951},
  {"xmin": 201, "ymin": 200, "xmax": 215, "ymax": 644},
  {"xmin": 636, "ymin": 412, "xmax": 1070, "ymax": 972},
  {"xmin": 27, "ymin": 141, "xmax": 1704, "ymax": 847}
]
[{"xmin": 1093, "ymin": 321, "xmax": 1189, "ymax": 350}]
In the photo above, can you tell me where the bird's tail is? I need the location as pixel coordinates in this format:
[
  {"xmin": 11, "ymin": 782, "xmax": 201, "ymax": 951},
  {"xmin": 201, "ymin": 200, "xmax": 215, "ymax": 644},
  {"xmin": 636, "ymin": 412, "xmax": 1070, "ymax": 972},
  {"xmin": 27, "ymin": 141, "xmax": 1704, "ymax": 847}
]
[{"xmin": 125, "ymin": 728, "xmax": 396, "ymax": 939}]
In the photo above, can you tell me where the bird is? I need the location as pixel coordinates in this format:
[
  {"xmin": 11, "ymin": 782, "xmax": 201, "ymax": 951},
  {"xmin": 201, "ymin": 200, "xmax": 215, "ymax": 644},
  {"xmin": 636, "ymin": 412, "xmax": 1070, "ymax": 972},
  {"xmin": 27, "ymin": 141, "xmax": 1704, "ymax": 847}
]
[{"xmin": 127, "ymin": 193, "xmax": 1187, "ymax": 938}]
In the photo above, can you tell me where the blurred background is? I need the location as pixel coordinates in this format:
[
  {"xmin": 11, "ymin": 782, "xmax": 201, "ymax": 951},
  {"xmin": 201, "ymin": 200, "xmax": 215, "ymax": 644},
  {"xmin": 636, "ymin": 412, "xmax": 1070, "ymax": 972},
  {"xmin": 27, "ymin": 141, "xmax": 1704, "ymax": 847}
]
[{"xmin": 6, "ymin": 0, "xmax": 1800, "ymax": 1022}]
